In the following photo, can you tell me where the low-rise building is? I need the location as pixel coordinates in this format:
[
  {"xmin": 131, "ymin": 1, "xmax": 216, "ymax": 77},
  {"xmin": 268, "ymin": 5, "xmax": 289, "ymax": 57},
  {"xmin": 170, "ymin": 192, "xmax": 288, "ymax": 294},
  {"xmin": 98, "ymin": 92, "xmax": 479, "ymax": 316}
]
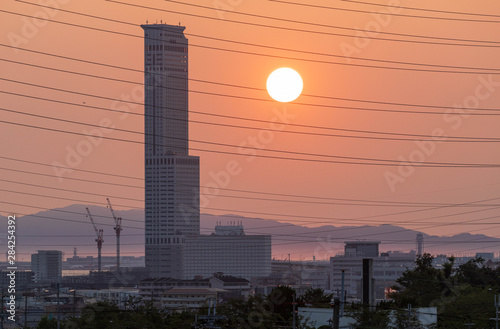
[
  {"xmin": 209, "ymin": 273, "xmax": 251, "ymax": 301},
  {"xmin": 142, "ymin": 287, "xmax": 223, "ymax": 310},
  {"xmin": 139, "ymin": 276, "xmax": 211, "ymax": 291},
  {"xmin": 78, "ymin": 288, "xmax": 140, "ymax": 306},
  {"xmin": 0, "ymin": 270, "xmax": 34, "ymax": 290},
  {"xmin": 138, "ymin": 273, "xmax": 250, "ymax": 304},
  {"xmin": 31, "ymin": 250, "xmax": 62, "ymax": 284},
  {"xmin": 330, "ymin": 242, "xmax": 415, "ymax": 300}
]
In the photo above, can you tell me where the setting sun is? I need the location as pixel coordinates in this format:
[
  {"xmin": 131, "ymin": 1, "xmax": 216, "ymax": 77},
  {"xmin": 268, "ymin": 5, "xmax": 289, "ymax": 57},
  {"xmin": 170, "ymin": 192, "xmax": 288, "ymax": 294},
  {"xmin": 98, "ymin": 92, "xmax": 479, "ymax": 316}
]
[{"xmin": 266, "ymin": 67, "xmax": 303, "ymax": 102}]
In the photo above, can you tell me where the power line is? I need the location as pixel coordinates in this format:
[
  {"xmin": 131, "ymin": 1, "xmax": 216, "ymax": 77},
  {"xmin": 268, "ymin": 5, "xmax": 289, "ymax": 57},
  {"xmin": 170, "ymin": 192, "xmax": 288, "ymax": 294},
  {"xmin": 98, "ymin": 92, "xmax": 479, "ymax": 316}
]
[
  {"xmin": 5, "ymin": 58, "xmax": 500, "ymax": 116},
  {"xmin": 1, "ymin": 207, "xmax": 142, "ymax": 230},
  {"xmin": 0, "ymin": 155, "xmax": 142, "ymax": 181},
  {"xmin": 159, "ymin": 0, "xmax": 500, "ymax": 44},
  {"xmin": 288, "ymin": 205, "xmax": 500, "ymax": 238},
  {"xmin": 4, "ymin": 7, "xmax": 500, "ymax": 79},
  {"xmin": 18, "ymin": 0, "xmax": 500, "ymax": 47},
  {"xmin": 269, "ymin": 0, "xmax": 500, "ymax": 23},
  {"xmin": 3, "ymin": 1, "xmax": 500, "ymax": 258},
  {"xmin": 5, "ymin": 77, "xmax": 500, "ymax": 142},
  {"xmin": 5, "ymin": 101, "xmax": 500, "ymax": 167},
  {"xmin": 0, "ymin": 187, "xmax": 136, "ymax": 210},
  {"xmin": 5, "ymin": 155, "xmax": 500, "ymax": 208},
  {"xmin": 0, "ymin": 166, "xmax": 142, "ymax": 189},
  {"xmin": 4, "ymin": 177, "xmax": 500, "ymax": 226},
  {"xmin": 7, "ymin": 174, "xmax": 500, "ymax": 209},
  {"xmin": 3, "ymin": 198, "xmax": 500, "ymax": 243},
  {"xmin": 3, "ymin": 116, "xmax": 500, "ymax": 168},
  {"xmin": 5, "ymin": 203, "xmax": 500, "ymax": 250},
  {"xmin": 3, "ymin": 185, "xmax": 500, "ymax": 257},
  {"xmin": 5, "ymin": 43, "xmax": 500, "ymax": 102},
  {"xmin": 9, "ymin": 199, "xmax": 489, "ymax": 245},
  {"xmin": 338, "ymin": 0, "xmax": 500, "ymax": 18},
  {"xmin": 0, "ymin": 178, "xmax": 142, "ymax": 204},
  {"xmin": 0, "ymin": 106, "xmax": 476, "ymax": 165},
  {"xmin": 5, "ymin": 101, "xmax": 500, "ymax": 146},
  {"xmin": 6, "ymin": 58, "xmax": 500, "ymax": 119}
]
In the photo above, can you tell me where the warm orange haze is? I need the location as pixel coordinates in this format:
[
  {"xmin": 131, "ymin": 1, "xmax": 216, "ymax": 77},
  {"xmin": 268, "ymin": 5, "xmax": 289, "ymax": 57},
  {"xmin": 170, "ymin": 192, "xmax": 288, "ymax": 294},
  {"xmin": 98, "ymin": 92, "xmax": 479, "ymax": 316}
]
[{"xmin": 2, "ymin": 0, "xmax": 500, "ymax": 261}]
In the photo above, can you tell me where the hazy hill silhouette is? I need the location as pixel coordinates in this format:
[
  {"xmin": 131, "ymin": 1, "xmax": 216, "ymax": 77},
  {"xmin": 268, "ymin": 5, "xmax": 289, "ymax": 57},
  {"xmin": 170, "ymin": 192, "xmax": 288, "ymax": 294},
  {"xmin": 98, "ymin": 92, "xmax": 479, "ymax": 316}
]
[{"xmin": 0, "ymin": 205, "xmax": 496, "ymax": 261}]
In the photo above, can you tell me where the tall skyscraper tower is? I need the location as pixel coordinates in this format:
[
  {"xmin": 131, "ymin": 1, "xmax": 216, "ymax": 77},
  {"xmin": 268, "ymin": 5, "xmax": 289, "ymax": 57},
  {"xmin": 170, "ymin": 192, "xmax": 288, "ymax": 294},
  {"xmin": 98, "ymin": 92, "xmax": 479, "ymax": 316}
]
[
  {"xmin": 142, "ymin": 24, "xmax": 200, "ymax": 278},
  {"xmin": 416, "ymin": 233, "xmax": 424, "ymax": 256}
]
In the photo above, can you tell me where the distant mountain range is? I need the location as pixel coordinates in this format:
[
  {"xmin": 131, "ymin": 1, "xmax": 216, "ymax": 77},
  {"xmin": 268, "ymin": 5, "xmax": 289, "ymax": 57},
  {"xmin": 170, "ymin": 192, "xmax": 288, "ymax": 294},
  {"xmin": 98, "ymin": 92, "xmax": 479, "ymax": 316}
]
[{"xmin": 0, "ymin": 205, "xmax": 498, "ymax": 261}]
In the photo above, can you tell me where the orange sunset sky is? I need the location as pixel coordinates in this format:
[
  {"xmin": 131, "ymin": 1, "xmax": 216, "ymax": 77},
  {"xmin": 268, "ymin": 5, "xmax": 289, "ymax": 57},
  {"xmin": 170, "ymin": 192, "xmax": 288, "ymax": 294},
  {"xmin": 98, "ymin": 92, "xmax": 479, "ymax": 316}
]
[{"xmin": 2, "ymin": 0, "xmax": 500, "ymax": 256}]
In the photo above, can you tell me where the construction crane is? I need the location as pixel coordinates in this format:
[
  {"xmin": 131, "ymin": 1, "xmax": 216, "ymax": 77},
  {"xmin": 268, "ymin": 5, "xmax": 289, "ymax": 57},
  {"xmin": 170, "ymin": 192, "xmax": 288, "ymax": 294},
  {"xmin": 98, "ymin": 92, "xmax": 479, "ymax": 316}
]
[
  {"xmin": 86, "ymin": 207, "xmax": 103, "ymax": 273},
  {"xmin": 106, "ymin": 198, "xmax": 122, "ymax": 272}
]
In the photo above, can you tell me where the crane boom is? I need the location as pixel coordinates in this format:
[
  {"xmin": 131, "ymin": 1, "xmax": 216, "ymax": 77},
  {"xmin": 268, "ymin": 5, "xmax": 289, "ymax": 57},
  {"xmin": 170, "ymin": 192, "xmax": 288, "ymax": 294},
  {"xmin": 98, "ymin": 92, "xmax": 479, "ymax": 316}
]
[
  {"xmin": 86, "ymin": 207, "xmax": 99, "ymax": 236},
  {"xmin": 106, "ymin": 198, "xmax": 119, "ymax": 226},
  {"xmin": 86, "ymin": 207, "xmax": 103, "ymax": 272}
]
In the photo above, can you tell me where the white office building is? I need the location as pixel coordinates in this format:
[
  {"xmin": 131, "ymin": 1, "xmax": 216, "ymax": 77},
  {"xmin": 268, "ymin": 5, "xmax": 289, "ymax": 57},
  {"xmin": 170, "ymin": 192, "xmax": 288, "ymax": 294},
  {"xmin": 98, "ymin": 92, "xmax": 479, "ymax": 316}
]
[{"xmin": 184, "ymin": 225, "xmax": 272, "ymax": 280}]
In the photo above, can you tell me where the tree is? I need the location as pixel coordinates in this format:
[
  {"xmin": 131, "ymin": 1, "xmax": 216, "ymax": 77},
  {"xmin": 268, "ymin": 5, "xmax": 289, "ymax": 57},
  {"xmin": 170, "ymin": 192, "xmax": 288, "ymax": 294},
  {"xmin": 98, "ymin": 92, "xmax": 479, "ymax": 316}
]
[
  {"xmin": 217, "ymin": 286, "xmax": 313, "ymax": 329},
  {"xmin": 65, "ymin": 301, "xmax": 173, "ymax": 329},
  {"xmin": 268, "ymin": 285, "xmax": 296, "ymax": 325},
  {"xmin": 390, "ymin": 253, "xmax": 500, "ymax": 328},
  {"xmin": 300, "ymin": 288, "xmax": 333, "ymax": 308},
  {"xmin": 391, "ymin": 307, "xmax": 428, "ymax": 329},
  {"xmin": 455, "ymin": 256, "xmax": 498, "ymax": 288},
  {"xmin": 391, "ymin": 253, "xmax": 455, "ymax": 308},
  {"xmin": 347, "ymin": 303, "xmax": 390, "ymax": 329},
  {"xmin": 36, "ymin": 316, "xmax": 58, "ymax": 329},
  {"xmin": 217, "ymin": 294, "xmax": 276, "ymax": 329},
  {"xmin": 165, "ymin": 312, "xmax": 194, "ymax": 329},
  {"xmin": 437, "ymin": 286, "xmax": 495, "ymax": 329}
]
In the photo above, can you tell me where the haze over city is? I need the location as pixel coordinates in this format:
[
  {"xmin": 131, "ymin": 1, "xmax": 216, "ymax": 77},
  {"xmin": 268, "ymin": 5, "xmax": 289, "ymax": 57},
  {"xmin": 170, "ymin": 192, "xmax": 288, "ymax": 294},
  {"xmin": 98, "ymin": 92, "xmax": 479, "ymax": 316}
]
[{"xmin": 2, "ymin": 1, "xmax": 500, "ymax": 259}]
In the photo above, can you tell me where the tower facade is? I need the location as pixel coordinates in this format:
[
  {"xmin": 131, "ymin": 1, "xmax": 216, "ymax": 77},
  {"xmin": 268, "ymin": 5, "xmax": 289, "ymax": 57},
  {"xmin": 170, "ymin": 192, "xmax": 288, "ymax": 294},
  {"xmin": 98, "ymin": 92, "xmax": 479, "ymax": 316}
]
[{"xmin": 142, "ymin": 24, "xmax": 200, "ymax": 278}]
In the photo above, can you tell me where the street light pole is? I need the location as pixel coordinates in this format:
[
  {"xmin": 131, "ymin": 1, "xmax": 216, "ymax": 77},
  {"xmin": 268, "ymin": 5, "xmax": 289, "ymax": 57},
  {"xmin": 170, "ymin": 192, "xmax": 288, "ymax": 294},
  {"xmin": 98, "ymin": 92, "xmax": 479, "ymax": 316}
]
[
  {"xmin": 333, "ymin": 297, "xmax": 340, "ymax": 329},
  {"xmin": 292, "ymin": 291, "xmax": 296, "ymax": 329},
  {"xmin": 495, "ymin": 294, "xmax": 499, "ymax": 329}
]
